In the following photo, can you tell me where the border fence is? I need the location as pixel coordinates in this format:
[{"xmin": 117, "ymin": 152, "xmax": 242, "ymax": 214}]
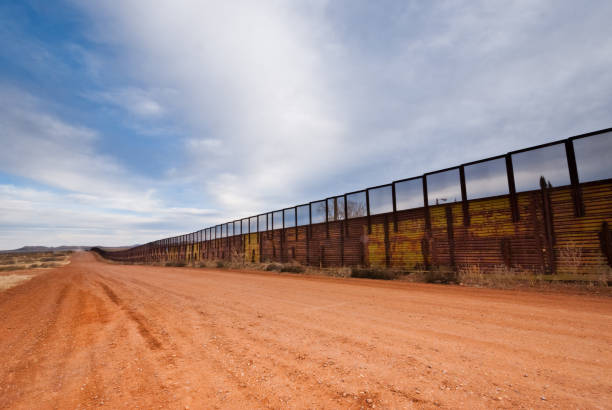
[{"xmin": 95, "ymin": 128, "xmax": 612, "ymax": 275}]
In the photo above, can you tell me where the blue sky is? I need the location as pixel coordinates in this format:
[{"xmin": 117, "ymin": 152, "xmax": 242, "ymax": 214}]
[{"xmin": 1, "ymin": 0, "xmax": 611, "ymax": 249}]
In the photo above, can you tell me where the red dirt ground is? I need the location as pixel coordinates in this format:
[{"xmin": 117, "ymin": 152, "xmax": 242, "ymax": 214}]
[{"xmin": 0, "ymin": 252, "xmax": 610, "ymax": 409}]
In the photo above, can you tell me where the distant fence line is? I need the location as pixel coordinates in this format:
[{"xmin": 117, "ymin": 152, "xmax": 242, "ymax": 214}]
[{"xmin": 96, "ymin": 128, "xmax": 612, "ymax": 274}]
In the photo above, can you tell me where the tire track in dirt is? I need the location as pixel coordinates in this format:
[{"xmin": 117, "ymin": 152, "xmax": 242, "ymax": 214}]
[
  {"xmin": 99, "ymin": 281, "xmax": 162, "ymax": 350},
  {"xmin": 116, "ymin": 271, "xmax": 606, "ymax": 407},
  {"xmin": 91, "ymin": 260, "xmax": 612, "ymax": 408},
  {"xmin": 90, "ymin": 268, "xmax": 507, "ymax": 407}
]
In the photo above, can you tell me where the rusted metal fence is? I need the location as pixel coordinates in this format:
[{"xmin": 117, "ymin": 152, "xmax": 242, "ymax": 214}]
[{"xmin": 95, "ymin": 128, "xmax": 612, "ymax": 274}]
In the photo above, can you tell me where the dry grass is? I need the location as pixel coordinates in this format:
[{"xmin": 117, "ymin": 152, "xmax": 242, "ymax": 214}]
[
  {"xmin": 558, "ymin": 241, "xmax": 584, "ymax": 275},
  {"xmin": 0, "ymin": 251, "xmax": 72, "ymax": 272},
  {"xmin": 0, "ymin": 274, "xmax": 34, "ymax": 291},
  {"xmin": 458, "ymin": 265, "xmax": 530, "ymax": 288},
  {"xmin": 458, "ymin": 263, "xmax": 611, "ymax": 290},
  {"xmin": 110, "ymin": 250, "xmax": 611, "ymax": 292}
]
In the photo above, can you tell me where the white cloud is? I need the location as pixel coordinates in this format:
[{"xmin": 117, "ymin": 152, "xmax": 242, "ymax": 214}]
[
  {"xmin": 87, "ymin": 87, "xmax": 166, "ymax": 117},
  {"xmin": 3, "ymin": 1, "xmax": 612, "ymax": 248},
  {"xmin": 72, "ymin": 0, "xmax": 612, "ymax": 221},
  {"xmin": 0, "ymin": 183, "xmax": 218, "ymax": 249},
  {"xmin": 0, "ymin": 85, "xmax": 220, "ymax": 248},
  {"xmin": 74, "ymin": 0, "xmax": 349, "ymax": 216}
]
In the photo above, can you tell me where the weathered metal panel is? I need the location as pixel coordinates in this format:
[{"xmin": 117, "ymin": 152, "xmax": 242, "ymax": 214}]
[{"xmin": 100, "ymin": 130, "xmax": 612, "ymax": 276}]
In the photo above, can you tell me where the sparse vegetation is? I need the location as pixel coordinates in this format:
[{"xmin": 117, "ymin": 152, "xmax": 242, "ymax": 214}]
[
  {"xmin": 457, "ymin": 262, "xmax": 611, "ymax": 290},
  {"xmin": 0, "ymin": 274, "xmax": 33, "ymax": 291},
  {"xmin": 280, "ymin": 264, "xmax": 305, "ymax": 274},
  {"xmin": 350, "ymin": 267, "xmax": 399, "ymax": 280},
  {"xmin": 99, "ymin": 248, "xmax": 611, "ymax": 293},
  {"xmin": 458, "ymin": 264, "xmax": 524, "ymax": 288},
  {"xmin": 424, "ymin": 266, "xmax": 457, "ymax": 284},
  {"xmin": 558, "ymin": 241, "xmax": 584, "ymax": 275},
  {"xmin": 165, "ymin": 261, "xmax": 186, "ymax": 267},
  {"xmin": 0, "ymin": 251, "xmax": 71, "ymax": 273},
  {"xmin": 0, "ymin": 251, "xmax": 72, "ymax": 292},
  {"xmin": 265, "ymin": 263, "xmax": 282, "ymax": 272}
]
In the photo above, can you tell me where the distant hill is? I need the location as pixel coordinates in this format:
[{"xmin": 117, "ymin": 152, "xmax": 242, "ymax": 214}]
[
  {"xmin": 94, "ymin": 246, "xmax": 138, "ymax": 252},
  {"xmin": 0, "ymin": 246, "xmax": 91, "ymax": 254},
  {"xmin": 0, "ymin": 244, "xmax": 141, "ymax": 254}
]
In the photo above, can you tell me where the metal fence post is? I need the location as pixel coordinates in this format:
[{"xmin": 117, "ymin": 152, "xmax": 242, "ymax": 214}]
[
  {"xmin": 459, "ymin": 165, "xmax": 470, "ymax": 226},
  {"xmin": 325, "ymin": 199, "xmax": 329, "ymax": 238},
  {"xmin": 505, "ymin": 154, "xmax": 520, "ymax": 222},
  {"xmin": 423, "ymin": 176, "xmax": 431, "ymax": 231},
  {"xmin": 366, "ymin": 190, "xmax": 371, "ymax": 234},
  {"xmin": 565, "ymin": 139, "xmax": 585, "ymax": 217}
]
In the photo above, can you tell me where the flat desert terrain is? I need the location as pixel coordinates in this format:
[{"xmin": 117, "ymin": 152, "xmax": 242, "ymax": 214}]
[{"xmin": 0, "ymin": 252, "xmax": 610, "ymax": 409}]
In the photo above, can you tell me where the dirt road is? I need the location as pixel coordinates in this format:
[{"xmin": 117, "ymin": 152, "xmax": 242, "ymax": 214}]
[{"xmin": 0, "ymin": 252, "xmax": 610, "ymax": 409}]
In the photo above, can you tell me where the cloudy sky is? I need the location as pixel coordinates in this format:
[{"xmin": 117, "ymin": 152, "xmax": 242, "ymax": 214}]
[{"xmin": 1, "ymin": 0, "xmax": 611, "ymax": 249}]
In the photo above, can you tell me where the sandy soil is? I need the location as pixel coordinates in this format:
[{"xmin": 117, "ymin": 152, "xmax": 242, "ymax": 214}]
[{"xmin": 0, "ymin": 252, "xmax": 610, "ymax": 409}]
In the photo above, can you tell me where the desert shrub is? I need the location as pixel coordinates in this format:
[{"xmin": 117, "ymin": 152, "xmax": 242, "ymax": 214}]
[
  {"xmin": 558, "ymin": 241, "xmax": 584, "ymax": 274},
  {"xmin": 216, "ymin": 261, "xmax": 226, "ymax": 268},
  {"xmin": 328, "ymin": 266, "xmax": 352, "ymax": 278},
  {"xmin": 30, "ymin": 263, "xmax": 40, "ymax": 268},
  {"xmin": 0, "ymin": 266, "xmax": 26, "ymax": 272},
  {"xmin": 351, "ymin": 267, "xmax": 398, "ymax": 280},
  {"xmin": 457, "ymin": 264, "xmax": 530, "ymax": 288},
  {"xmin": 230, "ymin": 250, "xmax": 246, "ymax": 267},
  {"xmin": 165, "ymin": 261, "xmax": 186, "ymax": 267},
  {"xmin": 40, "ymin": 257, "xmax": 61, "ymax": 262},
  {"xmin": 594, "ymin": 263, "xmax": 611, "ymax": 287},
  {"xmin": 3, "ymin": 259, "xmax": 16, "ymax": 265},
  {"xmin": 280, "ymin": 264, "xmax": 305, "ymax": 274},
  {"xmin": 457, "ymin": 265, "xmax": 484, "ymax": 285},
  {"xmin": 265, "ymin": 263, "xmax": 282, "ymax": 271},
  {"xmin": 424, "ymin": 266, "xmax": 456, "ymax": 284}
]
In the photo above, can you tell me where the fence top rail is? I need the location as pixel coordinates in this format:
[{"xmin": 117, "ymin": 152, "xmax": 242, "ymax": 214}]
[
  {"xmin": 367, "ymin": 183, "xmax": 393, "ymax": 191},
  {"xmin": 346, "ymin": 188, "xmax": 367, "ymax": 196},
  {"xmin": 462, "ymin": 154, "xmax": 507, "ymax": 167},
  {"xmin": 424, "ymin": 165, "xmax": 461, "ymax": 176}
]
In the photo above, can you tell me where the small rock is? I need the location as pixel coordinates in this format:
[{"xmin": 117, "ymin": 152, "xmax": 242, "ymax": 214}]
[{"xmin": 540, "ymin": 396, "xmax": 547, "ymax": 401}]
